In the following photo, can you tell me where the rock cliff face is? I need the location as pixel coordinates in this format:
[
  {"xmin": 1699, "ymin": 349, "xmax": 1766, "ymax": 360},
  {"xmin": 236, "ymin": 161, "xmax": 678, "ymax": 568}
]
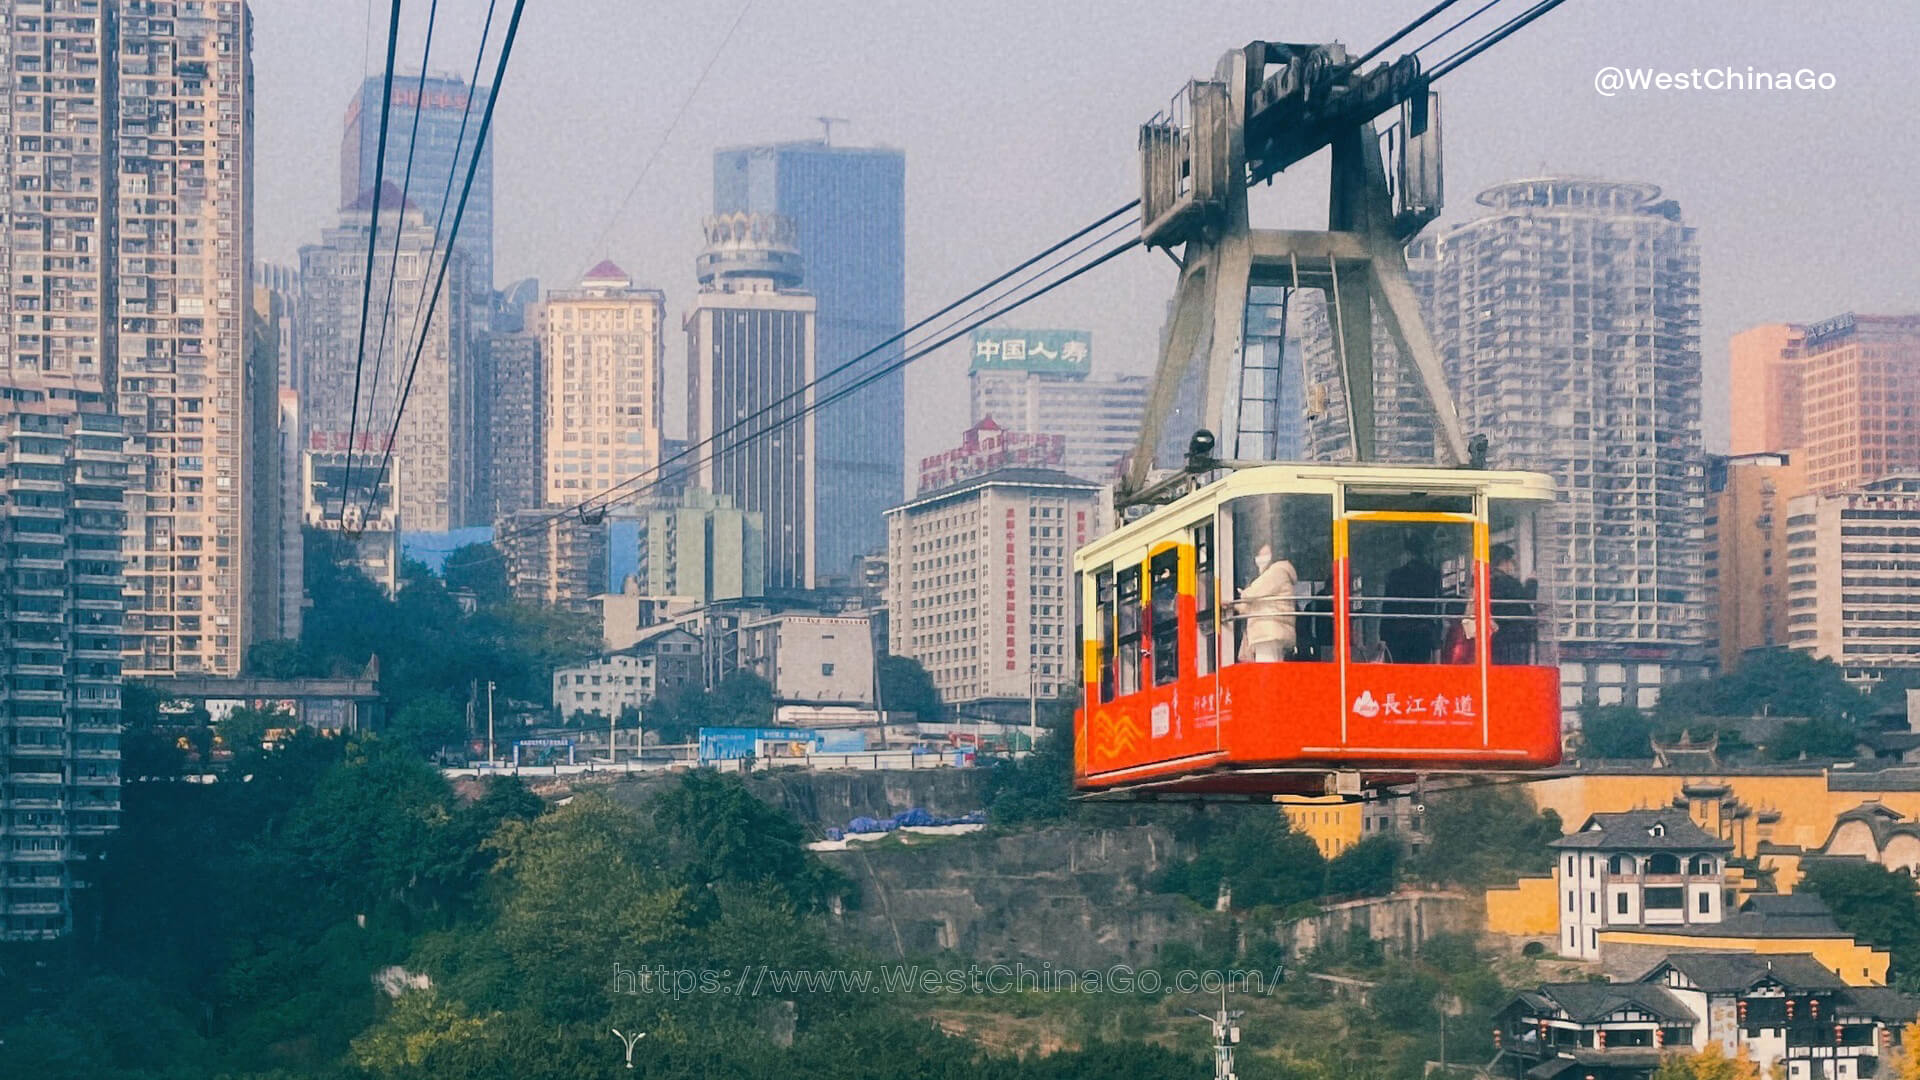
[
  {"xmin": 823, "ymin": 825, "xmax": 1197, "ymax": 967},
  {"xmin": 822, "ymin": 823, "xmax": 1480, "ymax": 968},
  {"xmin": 606, "ymin": 768, "xmax": 1478, "ymax": 969}
]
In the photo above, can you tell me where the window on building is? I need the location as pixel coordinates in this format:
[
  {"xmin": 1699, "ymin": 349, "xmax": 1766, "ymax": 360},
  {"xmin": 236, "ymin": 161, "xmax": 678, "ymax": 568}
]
[
  {"xmin": 1646, "ymin": 853, "xmax": 1681, "ymax": 875},
  {"xmin": 1644, "ymin": 887, "xmax": 1684, "ymax": 910},
  {"xmin": 1608, "ymin": 854, "xmax": 1634, "ymax": 875},
  {"xmin": 1616, "ymin": 892, "xmax": 1630, "ymax": 916},
  {"xmin": 1588, "ymin": 892, "xmax": 1596, "ymax": 914},
  {"xmin": 1688, "ymin": 855, "xmax": 1715, "ymax": 875}
]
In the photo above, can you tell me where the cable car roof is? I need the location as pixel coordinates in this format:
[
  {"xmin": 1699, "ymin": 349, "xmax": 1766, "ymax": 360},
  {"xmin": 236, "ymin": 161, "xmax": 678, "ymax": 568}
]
[{"xmin": 1077, "ymin": 462, "xmax": 1555, "ymax": 567}]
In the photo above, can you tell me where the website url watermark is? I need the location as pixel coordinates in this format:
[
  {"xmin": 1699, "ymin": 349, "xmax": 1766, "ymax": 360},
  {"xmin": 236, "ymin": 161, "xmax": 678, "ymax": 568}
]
[
  {"xmin": 1593, "ymin": 66, "xmax": 1836, "ymax": 97},
  {"xmin": 610, "ymin": 963, "xmax": 1285, "ymax": 999}
]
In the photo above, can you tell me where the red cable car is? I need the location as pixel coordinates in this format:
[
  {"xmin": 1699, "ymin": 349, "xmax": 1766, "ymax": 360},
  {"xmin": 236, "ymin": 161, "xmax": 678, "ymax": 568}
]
[{"xmin": 1073, "ymin": 463, "xmax": 1560, "ymax": 798}]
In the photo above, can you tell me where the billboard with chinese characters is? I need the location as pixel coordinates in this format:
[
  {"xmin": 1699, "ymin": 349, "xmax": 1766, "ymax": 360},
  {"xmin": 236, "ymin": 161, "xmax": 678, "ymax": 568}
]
[{"xmin": 969, "ymin": 328, "xmax": 1092, "ymax": 377}]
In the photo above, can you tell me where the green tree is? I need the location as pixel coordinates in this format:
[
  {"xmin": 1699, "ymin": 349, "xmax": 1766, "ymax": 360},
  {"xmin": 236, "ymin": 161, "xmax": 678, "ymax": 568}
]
[
  {"xmin": 442, "ymin": 541, "xmax": 509, "ymax": 606},
  {"xmin": 387, "ymin": 696, "xmax": 466, "ymax": 757},
  {"xmin": 1657, "ymin": 649, "xmax": 1867, "ymax": 725},
  {"xmin": 985, "ymin": 710, "xmax": 1075, "ymax": 827},
  {"xmin": 1326, "ymin": 835, "xmax": 1400, "ymax": 897},
  {"xmin": 247, "ymin": 637, "xmax": 311, "ymax": 677},
  {"xmin": 650, "ymin": 770, "xmax": 841, "ymax": 909},
  {"xmin": 1767, "ymin": 717, "xmax": 1863, "ymax": 761},
  {"xmin": 350, "ymin": 988, "xmax": 503, "ymax": 1079},
  {"xmin": 1801, "ymin": 861, "xmax": 1920, "ymax": 979},
  {"xmin": 877, "ymin": 654, "xmax": 944, "ymax": 721},
  {"xmin": 1577, "ymin": 703, "xmax": 1656, "ymax": 759},
  {"xmin": 214, "ymin": 703, "xmax": 293, "ymax": 759},
  {"xmin": 1158, "ymin": 809, "xmax": 1327, "ymax": 910},
  {"xmin": 1405, "ymin": 785, "xmax": 1562, "ymax": 886}
]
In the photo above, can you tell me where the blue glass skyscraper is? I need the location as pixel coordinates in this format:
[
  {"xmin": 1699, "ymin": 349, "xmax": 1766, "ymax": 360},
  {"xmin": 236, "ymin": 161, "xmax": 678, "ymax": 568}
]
[
  {"xmin": 341, "ymin": 75, "xmax": 493, "ymax": 297},
  {"xmin": 713, "ymin": 141, "xmax": 906, "ymax": 581}
]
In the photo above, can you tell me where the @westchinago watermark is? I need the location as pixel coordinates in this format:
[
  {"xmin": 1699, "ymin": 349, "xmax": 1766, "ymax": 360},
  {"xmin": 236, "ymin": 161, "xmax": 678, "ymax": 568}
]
[
  {"xmin": 1593, "ymin": 66, "xmax": 1837, "ymax": 97},
  {"xmin": 610, "ymin": 962, "xmax": 1285, "ymax": 1000}
]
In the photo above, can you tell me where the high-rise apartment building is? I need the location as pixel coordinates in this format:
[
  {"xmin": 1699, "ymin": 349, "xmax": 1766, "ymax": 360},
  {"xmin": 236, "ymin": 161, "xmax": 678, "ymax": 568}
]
[
  {"xmin": 119, "ymin": 3, "xmax": 260, "ymax": 677},
  {"xmin": 1425, "ymin": 179, "xmax": 1709, "ymax": 721},
  {"xmin": 298, "ymin": 190, "xmax": 473, "ymax": 531},
  {"xmin": 274, "ymin": 389, "xmax": 302, "ymax": 639},
  {"xmin": 1728, "ymin": 323, "xmax": 1804, "ymax": 457},
  {"xmin": 253, "ymin": 262, "xmax": 300, "ymax": 386},
  {"xmin": 1300, "ymin": 239, "xmax": 1442, "ymax": 465},
  {"xmin": 884, "ymin": 468, "xmax": 1104, "ymax": 710},
  {"xmin": 686, "ymin": 212, "xmax": 816, "ymax": 591},
  {"xmin": 480, "ymin": 277, "xmax": 540, "ymax": 523},
  {"xmin": 1, "ymin": 1, "xmax": 111, "ymax": 392},
  {"xmin": 715, "ymin": 140, "xmax": 904, "ymax": 580},
  {"xmin": 966, "ymin": 329, "xmax": 1149, "ymax": 484},
  {"xmin": 639, "ymin": 489, "xmax": 765, "ymax": 604},
  {"xmin": 541, "ymin": 262, "xmax": 663, "ymax": 508},
  {"xmin": 1726, "ymin": 314, "xmax": 1920, "ymax": 494},
  {"xmin": 485, "ymin": 331, "xmax": 541, "ymax": 521},
  {"xmin": 340, "ymin": 74, "xmax": 491, "ymax": 298},
  {"xmin": 1704, "ymin": 452, "xmax": 1806, "ymax": 672},
  {"xmin": 4, "ymin": 2, "xmax": 265, "ymax": 679},
  {"xmin": 497, "ymin": 508, "xmax": 609, "ymax": 614},
  {"xmin": 1785, "ymin": 476, "xmax": 1920, "ymax": 678},
  {"xmin": 0, "ymin": 393, "xmax": 126, "ymax": 941}
]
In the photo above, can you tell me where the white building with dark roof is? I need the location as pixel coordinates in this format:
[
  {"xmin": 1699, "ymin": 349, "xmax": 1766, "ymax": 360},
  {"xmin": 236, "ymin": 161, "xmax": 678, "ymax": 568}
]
[
  {"xmin": 884, "ymin": 468, "xmax": 1107, "ymax": 710},
  {"xmin": 1499, "ymin": 952, "xmax": 1920, "ymax": 1080},
  {"xmin": 1553, "ymin": 809, "xmax": 1733, "ymax": 959}
]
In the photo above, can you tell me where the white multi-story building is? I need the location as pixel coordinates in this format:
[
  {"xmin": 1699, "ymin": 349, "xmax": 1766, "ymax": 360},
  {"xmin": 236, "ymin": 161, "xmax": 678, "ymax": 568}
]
[
  {"xmin": 1501, "ymin": 952, "xmax": 1920, "ymax": 1080},
  {"xmin": 885, "ymin": 468, "xmax": 1106, "ymax": 710},
  {"xmin": 737, "ymin": 613, "xmax": 873, "ymax": 707},
  {"xmin": 542, "ymin": 262, "xmax": 664, "ymax": 506},
  {"xmin": 1785, "ymin": 475, "xmax": 1920, "ymax": 678},
  {"xmin": 1552, "ymin": 809, "xmax": 1731, "ymax": 961},
  {"xmin": 1423, "ymin": 178, "xmax": 1710, "ymax": 728},
  {"xmin": 967, "ymin": 329, "xmax": 1147, "ymax": 485}
]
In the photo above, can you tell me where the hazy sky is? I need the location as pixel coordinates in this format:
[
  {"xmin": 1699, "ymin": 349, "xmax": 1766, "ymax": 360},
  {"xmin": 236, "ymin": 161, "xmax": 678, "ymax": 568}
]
[{"xmin": 255, "ymin": 0, "xmax": 1920, "ymax": 480}]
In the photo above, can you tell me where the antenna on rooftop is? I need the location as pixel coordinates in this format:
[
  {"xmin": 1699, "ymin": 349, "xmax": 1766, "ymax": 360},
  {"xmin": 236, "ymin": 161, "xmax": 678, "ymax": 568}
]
[{"xmin": 817, "ymin": 116, "xmax": 850, "ymax": 145}]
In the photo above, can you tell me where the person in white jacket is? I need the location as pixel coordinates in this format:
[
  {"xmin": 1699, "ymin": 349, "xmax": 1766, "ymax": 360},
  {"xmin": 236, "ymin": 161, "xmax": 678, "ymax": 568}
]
[{"xmin": 1235, "ymin": 544, "xmax": 1298, "ymax": 662}]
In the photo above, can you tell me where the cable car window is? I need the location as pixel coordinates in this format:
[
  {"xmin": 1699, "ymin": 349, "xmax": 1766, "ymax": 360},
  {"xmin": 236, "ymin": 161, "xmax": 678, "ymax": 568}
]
[
  {"xmin": 1225, "ymin": 493, "xmax": 1333, "ymax": 663},
  {"xmin": 1490, "ymin": 499, "xmax": 1549, "ymax": 665},
  {"xmin": 1348, "ymin": 518, "xmax": 1476, "ymax": 664},
  {"xmin": 1194, "ymin": 523, "xmax": 1216, "ymax": 677},
  {"xmin": 1094, "ymin": 568, "xmax": 1115, "ymax": 702},
  {"xmin": 1115, "ymin": 564, "xmax": 1142, "ymax": 695},
  {"xmin": 1150, "ymin": 549, "xmax": 1181, "ymax": 686},
  {"xmin": 1344, "ymin": 488, "xmax": 1476, "ymax": 514}
]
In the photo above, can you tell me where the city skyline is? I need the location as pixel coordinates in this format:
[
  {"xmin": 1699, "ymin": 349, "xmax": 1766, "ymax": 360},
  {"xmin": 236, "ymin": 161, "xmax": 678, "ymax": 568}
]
[{"xmin": 252, "ymin": 1, "xmax": 1920, "ymax": 473}]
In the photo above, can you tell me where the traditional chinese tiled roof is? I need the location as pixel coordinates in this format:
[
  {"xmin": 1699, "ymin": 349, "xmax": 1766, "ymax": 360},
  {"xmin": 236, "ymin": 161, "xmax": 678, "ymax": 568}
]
[
  {"xmin": 1524, "ymin": 981, "xmax": 1696, "ymax": 1024},
  {"xmin": 1550, "ymin": 809, "xmax": 1734, "ymax": 852},
  {"xmin": 1645, "ymin": 950, "xmax": 1846, "ymax": 992}
]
